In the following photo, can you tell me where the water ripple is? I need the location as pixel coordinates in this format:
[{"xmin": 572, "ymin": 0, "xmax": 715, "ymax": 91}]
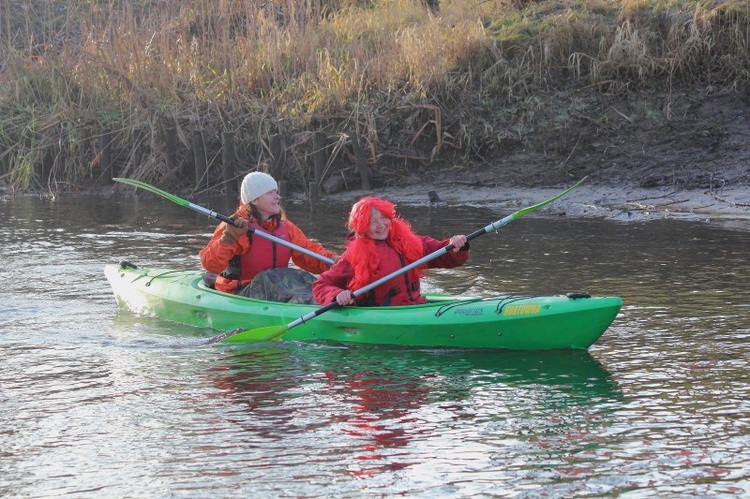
[{"xmin": 2, "ymin": 197, "xmax": 750, "ymax": 497}]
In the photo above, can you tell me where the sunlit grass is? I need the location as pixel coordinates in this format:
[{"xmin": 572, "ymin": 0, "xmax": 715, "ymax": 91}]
[{"xmin": 0, "ymin": 0, "xmax": 747, "ymax": 192}]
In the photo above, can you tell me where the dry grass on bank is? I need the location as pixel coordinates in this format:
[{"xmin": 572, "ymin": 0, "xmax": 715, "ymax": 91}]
[{"xmin": 0, "ymin": 0, "xmax": 748, "ymax": 194}]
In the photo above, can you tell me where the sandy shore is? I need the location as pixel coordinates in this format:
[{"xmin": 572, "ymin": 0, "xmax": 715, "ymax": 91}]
[{"xmin": 322, "ymin": 179, "xmax": 750, "ymax": 224}]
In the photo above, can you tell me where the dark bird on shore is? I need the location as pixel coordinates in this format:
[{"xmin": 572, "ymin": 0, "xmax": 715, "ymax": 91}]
[{"xmin": 428, "ymin": 190, "xmax": 443, "ymax": 204}]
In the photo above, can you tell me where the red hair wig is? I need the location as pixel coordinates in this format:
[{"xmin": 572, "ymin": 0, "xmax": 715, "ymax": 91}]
[{"xmin": 344, "ymin": 197, "xmax": 425, "ymax": 291}]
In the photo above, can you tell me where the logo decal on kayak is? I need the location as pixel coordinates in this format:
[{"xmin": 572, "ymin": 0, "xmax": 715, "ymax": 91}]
[
  {"xmin": 503, "ymin": 303, "xmax": 541, "ymax": 316},
  {"xmin": 454, "ymin": 308, "xmax": 484, "ymax": 316}
]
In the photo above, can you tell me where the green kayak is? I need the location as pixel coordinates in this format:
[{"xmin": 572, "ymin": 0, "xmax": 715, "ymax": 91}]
[{"xmin": 104, "ymin": 262, "xmax": 622, "ymax": 350}]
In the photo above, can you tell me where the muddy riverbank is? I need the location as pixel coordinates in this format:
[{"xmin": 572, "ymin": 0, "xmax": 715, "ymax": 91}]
[{"xmin": 322, "ymin": 175, "xmax": 750, "ymax": 222}]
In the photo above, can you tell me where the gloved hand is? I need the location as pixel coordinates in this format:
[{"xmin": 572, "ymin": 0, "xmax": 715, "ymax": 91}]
[{"xmin": 219, "ymin": 214, "xmax": 248, "ymax": 245}]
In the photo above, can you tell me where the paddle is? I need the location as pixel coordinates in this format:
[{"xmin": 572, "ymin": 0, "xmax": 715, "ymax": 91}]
[
  {"xmin": 113, "ymin": 177, "xmax": 335, "ymax": 266},
  {"xmin": 213, "ymin": 176, "xmax": 588, "ymax": 345}
]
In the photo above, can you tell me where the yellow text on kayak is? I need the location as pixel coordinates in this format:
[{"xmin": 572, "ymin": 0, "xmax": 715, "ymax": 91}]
[{"xmin": 503, "ymin": 303, "xmax": 542, "ymax": 316}]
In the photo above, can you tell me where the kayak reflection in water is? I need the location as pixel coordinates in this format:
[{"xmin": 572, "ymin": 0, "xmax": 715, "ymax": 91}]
[{"xmin": 313, "ymin": 196, "xmax": 469, "ymax": 307}]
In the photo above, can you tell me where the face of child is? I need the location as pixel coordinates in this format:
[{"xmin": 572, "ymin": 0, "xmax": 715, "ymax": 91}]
[
  {"xmin": 252, "ymin": 190, "xmax": 281, "ymax": 220},
  {"xmin": 365, "ymin": 208, "xmax": 391, "ymax": 240}
]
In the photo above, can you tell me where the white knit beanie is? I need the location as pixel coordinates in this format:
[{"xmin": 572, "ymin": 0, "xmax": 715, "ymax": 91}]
[{"xmin": 240, "ymin": 172, "xmax": 278, "ymax": 204}]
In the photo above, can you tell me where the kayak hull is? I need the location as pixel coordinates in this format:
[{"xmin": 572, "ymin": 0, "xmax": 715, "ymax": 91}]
[{"xmin": 104, "ymin": 263, "xmax": 622, "ymax": 350}]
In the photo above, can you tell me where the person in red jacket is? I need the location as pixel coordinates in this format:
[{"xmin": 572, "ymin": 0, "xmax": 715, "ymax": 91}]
[
  {"xmin": 313, "ymin": 196, "xmax": 469, "ymax": 307},
  {"xmin": 200, "ymin": 171, "xmax": 338, "ymax": 298}
]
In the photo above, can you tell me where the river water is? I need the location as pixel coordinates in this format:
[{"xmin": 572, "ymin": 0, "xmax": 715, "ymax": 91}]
[{"xmin": 1, "ymin": 193, "xmax": 748, "ymax": 497}]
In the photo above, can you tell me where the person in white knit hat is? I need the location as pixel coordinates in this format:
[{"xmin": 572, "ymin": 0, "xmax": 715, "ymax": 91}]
[
  {"xmin": 199, "ymin": 171, "xmax": 338, "ymax": 299},
  {"xmin": 240, "ymin": 171, "xmax": 278, "ymax": 205}
]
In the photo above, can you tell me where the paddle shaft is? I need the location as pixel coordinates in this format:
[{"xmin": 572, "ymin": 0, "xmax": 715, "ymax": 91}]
[
  {"xmin": 181, "ymin": 200, "xmax": 336, "ymax": 266},
  {"xmin": 280, "ymin": 176, "xmax": 588, "ymax": 332},
  {"xmin": 113, "ymin": 178, "xmax": 334, "ymax": 266}
]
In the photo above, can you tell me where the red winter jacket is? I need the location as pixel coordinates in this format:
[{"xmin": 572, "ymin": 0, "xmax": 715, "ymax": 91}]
[{"xmin": 312, "ymin": 236, "xmax": 469, "ymax": 306}]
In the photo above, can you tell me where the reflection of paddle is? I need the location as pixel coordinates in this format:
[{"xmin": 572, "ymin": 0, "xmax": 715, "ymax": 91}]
[
  {"xmin": 114, "ymin": 178, "xmax": 334, "ymax": 266},
  {"xmin": 213, "ymin": 176, "xmax": 588, "ymax": 345}
]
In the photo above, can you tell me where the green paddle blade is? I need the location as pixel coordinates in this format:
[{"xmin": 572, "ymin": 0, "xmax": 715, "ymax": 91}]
[
  {"xmin": 113, "ymin": 178, "xmax": 190, "ymax": 207},
  {"xmin": 512, "ymin": 175, "xmax": 587, "ymax": 219},
  {"xmin": 219, "ymin": 324, "xmax": 289, "ymax": 344}
]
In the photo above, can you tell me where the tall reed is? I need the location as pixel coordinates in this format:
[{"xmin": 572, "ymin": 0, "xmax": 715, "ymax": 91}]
[{"xmin": 0, "ymin": 0, "xmax": 747, "ymax": 193}]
